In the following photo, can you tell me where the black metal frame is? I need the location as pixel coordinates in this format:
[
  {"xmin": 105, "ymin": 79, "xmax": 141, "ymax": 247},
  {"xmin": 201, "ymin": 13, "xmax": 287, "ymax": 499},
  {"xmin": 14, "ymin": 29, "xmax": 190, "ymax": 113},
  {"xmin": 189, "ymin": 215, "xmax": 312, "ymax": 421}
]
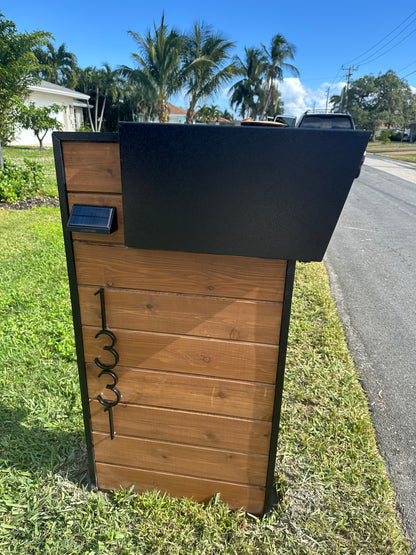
[
  {"xmin": 263, "ymin": 260, "xmax": 296, "ymax": 514},
  {"xmin": 53, "ymin": 132, "xmax": 119, "ymax": 488}
]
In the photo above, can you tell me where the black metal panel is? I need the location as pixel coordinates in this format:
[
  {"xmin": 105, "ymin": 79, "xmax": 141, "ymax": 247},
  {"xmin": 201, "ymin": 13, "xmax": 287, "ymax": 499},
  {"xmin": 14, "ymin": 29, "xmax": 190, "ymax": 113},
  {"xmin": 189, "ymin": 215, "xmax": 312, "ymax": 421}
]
[
  {"xmin": 263, "ymin": 260, "xmax": 296, "ymax": 515},
  {"xmin": 119, "ymin": 123, "xmax": 370, "ymax": 261}
]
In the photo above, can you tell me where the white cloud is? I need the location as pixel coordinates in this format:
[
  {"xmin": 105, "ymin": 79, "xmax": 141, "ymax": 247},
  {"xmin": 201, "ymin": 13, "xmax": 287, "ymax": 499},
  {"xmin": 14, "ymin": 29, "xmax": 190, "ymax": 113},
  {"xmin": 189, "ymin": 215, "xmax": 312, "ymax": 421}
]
[{"xmin": 279, "ymin": 78, "xmax": 346, "ymax": 118}]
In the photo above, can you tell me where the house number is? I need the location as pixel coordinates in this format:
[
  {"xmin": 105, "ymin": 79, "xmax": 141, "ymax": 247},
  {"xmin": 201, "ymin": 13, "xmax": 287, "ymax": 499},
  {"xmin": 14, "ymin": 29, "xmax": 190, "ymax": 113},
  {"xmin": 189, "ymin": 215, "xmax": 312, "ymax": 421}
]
[{"xmin": 94, "ymin": 288, "xmax": 121, "ymax": 439}]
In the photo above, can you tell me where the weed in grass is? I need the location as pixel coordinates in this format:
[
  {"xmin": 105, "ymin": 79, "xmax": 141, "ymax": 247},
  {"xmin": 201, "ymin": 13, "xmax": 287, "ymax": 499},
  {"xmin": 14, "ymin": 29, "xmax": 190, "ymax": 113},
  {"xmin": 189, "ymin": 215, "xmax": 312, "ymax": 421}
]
[{"xmin": 0, "ymin": 207, "xmax": 410, "ymax": 554}]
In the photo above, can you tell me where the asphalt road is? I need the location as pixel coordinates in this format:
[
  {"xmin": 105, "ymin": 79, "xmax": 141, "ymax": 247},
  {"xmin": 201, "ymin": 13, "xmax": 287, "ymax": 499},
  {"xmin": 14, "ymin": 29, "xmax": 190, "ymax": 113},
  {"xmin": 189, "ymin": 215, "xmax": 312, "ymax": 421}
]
[{"xmin": 325, "ymin": 154, "xmax": 416, "ymax": 551}]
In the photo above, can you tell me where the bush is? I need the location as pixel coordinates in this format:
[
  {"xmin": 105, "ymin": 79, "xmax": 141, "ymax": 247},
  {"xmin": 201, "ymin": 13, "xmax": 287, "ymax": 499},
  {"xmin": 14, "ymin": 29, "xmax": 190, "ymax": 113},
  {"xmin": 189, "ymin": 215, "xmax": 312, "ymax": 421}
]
[
  {"xmin": 0, "ymin": 158, "xmax": 45, "ymax": 202},
  {"xmin": 378, "ymin": 129, "xmax": 392, "ymax": 143},
  {"xmin": 390, "ymin": 131, "xmax": 403, "ymax": 142}
]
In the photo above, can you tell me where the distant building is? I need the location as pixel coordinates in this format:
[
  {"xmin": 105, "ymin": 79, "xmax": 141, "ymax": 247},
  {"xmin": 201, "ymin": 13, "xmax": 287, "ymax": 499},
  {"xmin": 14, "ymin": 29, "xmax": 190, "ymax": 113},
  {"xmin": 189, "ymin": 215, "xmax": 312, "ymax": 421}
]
[
  {"xmin": 136, "ymin": 103, "xmax": 189, "ymax": 124},
  {"xmin": 12, "ymin": 80, "xmax": 90, "ymax": 147},
  {"xmin": 167, "ymin": 103, "xmax": 188, "ymax": 124}
]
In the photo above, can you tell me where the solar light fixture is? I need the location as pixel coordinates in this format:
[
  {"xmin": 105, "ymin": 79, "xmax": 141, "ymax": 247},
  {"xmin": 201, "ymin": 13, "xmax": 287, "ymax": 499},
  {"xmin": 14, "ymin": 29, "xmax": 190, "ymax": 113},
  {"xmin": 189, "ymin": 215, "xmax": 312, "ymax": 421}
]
[{"xmin": 67, "ymin": 204, "xmax": 117, "ymax": 234}]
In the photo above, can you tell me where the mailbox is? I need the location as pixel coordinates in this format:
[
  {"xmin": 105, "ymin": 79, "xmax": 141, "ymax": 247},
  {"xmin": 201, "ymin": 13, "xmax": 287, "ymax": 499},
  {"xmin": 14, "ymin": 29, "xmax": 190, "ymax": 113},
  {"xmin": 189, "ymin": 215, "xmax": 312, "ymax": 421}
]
[{"xmin": 53, "ymin": 124, "xmax": 369, "ymax": 515}]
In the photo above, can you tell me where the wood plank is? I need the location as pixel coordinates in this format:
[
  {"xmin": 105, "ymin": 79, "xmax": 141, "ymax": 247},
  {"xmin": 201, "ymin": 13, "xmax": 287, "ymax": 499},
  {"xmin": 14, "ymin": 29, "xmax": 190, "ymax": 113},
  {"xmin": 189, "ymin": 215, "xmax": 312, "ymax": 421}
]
[
  {"xmin": 90, "ymin": 400, "xmax": 271, "ymax": 454},
  {"xmin": 68, "ymin": 193, "xmax": 124, "ymax": 244},
  {"xmin": 74, "ymin": 242, "xmax": 287, "ymax": 301},
  {"xmin": 78, "ymin": 286, "xmax": 282, "ymax": 344},
  {"xmin": 62, "ymin": 142, "xmax": 121, "ymax": 193},
  {"xmin": 86, "ymin": 365, "xmax": 275, "ymax": 421},
  {"xmin": 83, "ymin": 326, "xmax": 278, "ymax": 383},
  {"xmin": 96, "ymin": 462, "xmax": 266, "ymax": 514},
  {"xmin": 93, "ymin": 432, "xmax": 268, "ymax": 486}
]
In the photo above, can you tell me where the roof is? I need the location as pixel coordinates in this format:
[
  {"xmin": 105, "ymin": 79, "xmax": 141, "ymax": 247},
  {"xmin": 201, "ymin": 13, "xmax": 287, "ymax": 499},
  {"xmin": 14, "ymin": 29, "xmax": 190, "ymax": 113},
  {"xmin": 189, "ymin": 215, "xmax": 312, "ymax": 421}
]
[
  {"xmin": 30, "ymin": 80, "xmax": 90, "ymax": 101},
  {"xmin": 167, "ymin": 103, "xmax": 187, "ymax": 115}
]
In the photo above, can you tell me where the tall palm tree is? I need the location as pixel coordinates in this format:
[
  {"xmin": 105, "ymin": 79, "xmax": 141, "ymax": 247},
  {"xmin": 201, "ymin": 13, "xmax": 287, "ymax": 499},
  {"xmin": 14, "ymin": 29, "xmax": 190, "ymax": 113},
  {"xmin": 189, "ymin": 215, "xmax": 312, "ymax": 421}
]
[
  {"xmin": 260, "ymin": 34, "xmax": 299, "ymax": 119},
  {"xmin": 95, "ymin": 63, "xmax": 123, "ymax": 132},
  {"xmin": 182, "ymin": 22, "xmax": 237, "ymax": 124},
  {"xmin": 121, "ymin": 15, "xmax": 183, "ymax": 123},
  {"xmin": 33, "ymin": 41, "xmax": 78, "ymax": 87},
  {"xmin": 230, "ymin": 48, "xmax": 267, "ymax": 119}
]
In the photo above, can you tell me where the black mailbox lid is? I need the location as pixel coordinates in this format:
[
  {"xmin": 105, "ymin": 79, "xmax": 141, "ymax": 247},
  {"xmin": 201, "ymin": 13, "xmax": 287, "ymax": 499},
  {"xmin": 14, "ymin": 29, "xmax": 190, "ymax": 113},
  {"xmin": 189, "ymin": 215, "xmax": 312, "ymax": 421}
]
[{"xmin": 119, "ymin": 122, "xmax": 370, "ymax": 261}]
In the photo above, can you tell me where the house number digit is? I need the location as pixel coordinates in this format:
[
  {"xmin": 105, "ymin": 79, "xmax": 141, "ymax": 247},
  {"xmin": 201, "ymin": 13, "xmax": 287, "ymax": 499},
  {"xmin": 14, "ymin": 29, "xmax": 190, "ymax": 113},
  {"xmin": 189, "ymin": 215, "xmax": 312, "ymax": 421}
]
[{"xmin": 94, "ymin": 288, "xmax": 121, "ymax": 439}]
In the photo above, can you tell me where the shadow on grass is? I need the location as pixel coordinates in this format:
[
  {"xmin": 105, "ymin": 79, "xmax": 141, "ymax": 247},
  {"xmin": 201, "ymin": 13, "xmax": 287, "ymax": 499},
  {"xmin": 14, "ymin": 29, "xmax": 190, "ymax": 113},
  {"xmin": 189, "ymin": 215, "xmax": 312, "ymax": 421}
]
[{"xmin": 0, "ymin": 405, "xmax": 89, "ymax": 485}]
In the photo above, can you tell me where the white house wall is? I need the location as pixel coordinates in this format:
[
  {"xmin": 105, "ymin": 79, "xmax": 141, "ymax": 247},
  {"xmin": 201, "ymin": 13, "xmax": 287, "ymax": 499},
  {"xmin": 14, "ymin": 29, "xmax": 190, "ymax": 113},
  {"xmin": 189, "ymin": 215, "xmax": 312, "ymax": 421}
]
[{"xmin": 12, "ymin": 90, "xmax": 83, "ymax": 147}]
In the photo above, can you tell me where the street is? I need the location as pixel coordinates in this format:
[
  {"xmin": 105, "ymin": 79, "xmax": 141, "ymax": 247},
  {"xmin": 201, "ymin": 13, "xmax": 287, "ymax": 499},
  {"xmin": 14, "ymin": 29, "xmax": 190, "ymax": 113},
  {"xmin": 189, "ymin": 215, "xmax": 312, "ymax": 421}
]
[{"xmin": 325, "ymin": 154, "xmax": 416, "ymax": 550}]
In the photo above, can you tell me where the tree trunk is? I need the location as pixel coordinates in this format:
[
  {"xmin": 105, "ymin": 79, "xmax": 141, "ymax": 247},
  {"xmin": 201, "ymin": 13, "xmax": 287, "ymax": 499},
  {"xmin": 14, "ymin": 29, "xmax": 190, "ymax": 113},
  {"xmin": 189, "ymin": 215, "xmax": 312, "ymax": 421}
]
[
  {"xmin": 158, "ymin": 98, "xmax": 169, "ymax": 123},
  {"xmin": 98, "ymin": 95, "xmax": 107, "ymax": 132},
  {"xmin": 0, "ymin": 142, "xmax": 3, "ymax": 170},
  {"xmin": 87, "ymin": 102, "xmax": 95, "ymax": 132},
  {"xmin": 35, "ymin": 130, "xmax": 46, "ymax": 150},
  {"xmin": 95, "ymin": 87, "xmax": 99, "ymax": 131},
  {"xmin": 186, "ymin": 98, "xmax": 197, "ymax": 124}
]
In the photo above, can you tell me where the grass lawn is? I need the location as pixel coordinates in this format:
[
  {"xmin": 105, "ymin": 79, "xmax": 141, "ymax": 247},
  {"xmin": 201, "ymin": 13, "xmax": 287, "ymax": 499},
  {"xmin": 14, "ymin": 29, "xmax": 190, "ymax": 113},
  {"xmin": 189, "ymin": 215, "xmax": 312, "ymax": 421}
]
[
  {"xmin": 2, "ymin": 146, "xmax": 58, "ymax": 197},
  {"xmin": 0, "ymin": 204, "xmax": 409, "ymax": 553},
  {"xmin": 366, "ymin": 142, "xmax": 416, "ymax": 163}
]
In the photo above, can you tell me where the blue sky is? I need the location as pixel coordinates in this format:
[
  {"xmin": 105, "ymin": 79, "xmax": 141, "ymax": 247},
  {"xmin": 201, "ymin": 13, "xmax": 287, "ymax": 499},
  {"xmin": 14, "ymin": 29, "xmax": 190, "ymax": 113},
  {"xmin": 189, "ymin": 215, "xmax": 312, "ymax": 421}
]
[{"xmin": 4, "ymin": 1, "xmax": 416, "ymax": 116}]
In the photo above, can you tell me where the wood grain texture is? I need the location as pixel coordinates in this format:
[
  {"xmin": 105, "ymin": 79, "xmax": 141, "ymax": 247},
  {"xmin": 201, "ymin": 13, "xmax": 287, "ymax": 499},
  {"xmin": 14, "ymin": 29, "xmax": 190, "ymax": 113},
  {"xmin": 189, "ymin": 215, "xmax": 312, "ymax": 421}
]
[
  {"xmin": 74, "ymin": 242, "xmax": 287, "ymax": 301},
  {"xmin": 83, "ymin": 326, "xmax": 278, "ymax": 383},
  {"xmin": 96, "ymin": 462, "xmax": 266, "ymax": 513},
  {"xmin": 78, "ymin": 286, "xmax": 282, "ymax": 344},
  {"xmin": 86, "ymin": 365, "xmax": 275, "ymax": 421},
  {"xmin": 68, "ymin": 193, "xmax": 124, "ymax": 244},
  {"xmin": 62, "ymin": 142, "xmax": 121, "ymax": 193},
  {"xmin": 90, "ymin": 401, "xmax": 271, "ymax": 454},
  {"xmin": 93, "ymin": 432, "xmax": 268, "ymax": 486}
]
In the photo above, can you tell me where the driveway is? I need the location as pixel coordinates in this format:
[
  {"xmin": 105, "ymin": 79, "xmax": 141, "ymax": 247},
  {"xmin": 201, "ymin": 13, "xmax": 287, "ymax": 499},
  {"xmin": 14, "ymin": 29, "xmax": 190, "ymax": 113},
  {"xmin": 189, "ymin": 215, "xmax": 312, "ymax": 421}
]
[{"xmin": 325, "ymin": 154, "xmax": 416, "ymax": 551}]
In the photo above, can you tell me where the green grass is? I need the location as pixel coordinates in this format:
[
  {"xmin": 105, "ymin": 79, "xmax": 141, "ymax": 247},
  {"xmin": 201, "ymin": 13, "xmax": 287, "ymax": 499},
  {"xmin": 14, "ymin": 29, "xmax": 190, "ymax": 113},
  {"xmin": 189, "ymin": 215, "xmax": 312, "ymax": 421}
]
[
  {"xmin": 366, "ymin": 142, "xmax": 416, "ymax": 152},
  {"xmin": 2, "ymin": 146, "xmax": 58, "ymax": 196},
  {"xmin": 376, "ymin": 153, "xmax": 416, "ymax": 163},
  {"xmin": 366, "ymin": 142, "xmax": 416, "ymax": 163},
  {"xmin": 0, "ymin": 207, "xmax": 409, "ymax": 554}
]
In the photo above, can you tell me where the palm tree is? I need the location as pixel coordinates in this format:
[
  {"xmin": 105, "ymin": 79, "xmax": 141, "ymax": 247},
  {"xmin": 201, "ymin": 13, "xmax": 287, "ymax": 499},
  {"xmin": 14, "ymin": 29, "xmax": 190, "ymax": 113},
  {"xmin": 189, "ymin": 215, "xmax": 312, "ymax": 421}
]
[
  {"xmin": 33, "ymin": 41, "xmax": 78, "ymax": 87},
  {"xmin": 95, "ymin": 63, "xmax": 123, "ymax": 132},
  {"xmin": 230, "ymin": 48, "xmax": 267, "ymax": 119},
  {"xmin": 260, "ymin": 34, "xmax": 299, "ymax": 119},
  {"xmin": 182, "ymin": 22, "xmax": 237, "ymax": 124},
  {"xmin": 74, "ymin": 64, "xmax": 123, "ymax": 131},
  {"xmin": 121, "ymin": 15, "xmax": 183, "ymax": 123}
]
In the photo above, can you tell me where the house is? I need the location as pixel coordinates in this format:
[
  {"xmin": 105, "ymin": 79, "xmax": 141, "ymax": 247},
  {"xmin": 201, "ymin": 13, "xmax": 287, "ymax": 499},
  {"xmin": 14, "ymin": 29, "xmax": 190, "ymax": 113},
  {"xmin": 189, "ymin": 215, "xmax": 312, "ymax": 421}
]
[
  {"xmin": 12, "ymin": 80, "xmax": 90, "ymax": 147},
  {"xmin": 136, "ymin": 102, "xmax": 189, "ymax": 124},
  {"xmin": 167, "ymin": 103, "xmax": 187, "ymax": 124}
]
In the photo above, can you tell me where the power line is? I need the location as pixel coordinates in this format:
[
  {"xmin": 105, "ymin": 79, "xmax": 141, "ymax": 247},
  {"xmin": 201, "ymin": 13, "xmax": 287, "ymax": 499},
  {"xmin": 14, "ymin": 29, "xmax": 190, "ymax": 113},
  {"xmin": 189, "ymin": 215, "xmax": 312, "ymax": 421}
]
[
  {"xmin": 344, "ymin": 8, "xmax": 416, "ymax": 66},
  {"xmin": 356, "ymin": 25, "xmax": 416, "ymax": 67},
  {"xmin": 402, "ymin": 68, "xmax": 416, "ymax": 80}
]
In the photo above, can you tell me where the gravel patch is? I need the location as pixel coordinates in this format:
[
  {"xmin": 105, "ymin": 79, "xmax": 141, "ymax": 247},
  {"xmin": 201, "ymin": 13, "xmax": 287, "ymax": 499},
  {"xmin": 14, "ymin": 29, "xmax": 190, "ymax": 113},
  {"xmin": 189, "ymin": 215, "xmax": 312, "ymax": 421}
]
[{"xmin": 0, "ymin": 196, "xmax": 60, "ymax": 211}]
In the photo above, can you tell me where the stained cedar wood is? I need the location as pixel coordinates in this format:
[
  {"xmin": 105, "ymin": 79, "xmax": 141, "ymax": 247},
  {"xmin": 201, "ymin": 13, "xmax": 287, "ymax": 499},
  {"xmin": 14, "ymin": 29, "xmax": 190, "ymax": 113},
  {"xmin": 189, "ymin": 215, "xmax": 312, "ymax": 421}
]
[
  {"xmin": 83, "ymin": 326, "xmax": 278, "ymax": 384},
  {"xmin": 93, "ymin": 432, "xmax": 268, "ymax": 486},
  {"xmin": 86, "ymin": 365, "xmax": 275, "ymax": 421},
  {"xmin": 61, "ymin": 139, "xmax": 285, "ymax": 512},
  {"xmin": 73, "ymin": 242, "xmax": 286, "ymax": 302},
  {"xmin": 78, "ymin": 286, "xmax": 282, "ymax": 344},
  {"xmin": 90, "ymin": 401, "xmax": 271, "ymax": 454},
  {"xmin": 62, "ymin": 142, "xmax": 122, "ymax": 193},
  {"xmin": 68, "ymin": 193, "xmax": 124, "ymax": 244},
  {"xmin": 96, "ymin": 462, "xmax": 265, "ymax": 513}
]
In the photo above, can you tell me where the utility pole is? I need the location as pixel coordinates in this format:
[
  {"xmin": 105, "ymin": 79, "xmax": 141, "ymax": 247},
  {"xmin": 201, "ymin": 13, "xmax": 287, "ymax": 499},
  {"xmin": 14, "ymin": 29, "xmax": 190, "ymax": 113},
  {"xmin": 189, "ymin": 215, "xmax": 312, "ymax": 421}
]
[
  {"xmin": 325, "ymin": 87, "xmax": 330, "ymax": 113},
  {"xmin": 341, "ymin": 65, "xmax": 358, "ymax": 111}
]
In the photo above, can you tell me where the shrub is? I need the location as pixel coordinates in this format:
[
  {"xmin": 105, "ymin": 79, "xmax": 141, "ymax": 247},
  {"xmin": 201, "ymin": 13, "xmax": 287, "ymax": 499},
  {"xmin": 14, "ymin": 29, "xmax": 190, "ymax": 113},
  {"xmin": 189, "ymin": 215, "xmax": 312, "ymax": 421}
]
[
  {"xmin": 390, "ymin": 131, "xmax": 403, "ymax": 142},
  {"xmin": 0, "ymin": 158, "xmax": 45, "ymax": 202},
  {"xmin": 378, "ymin": 129, "xmax": 392, "ymax": 143}
]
